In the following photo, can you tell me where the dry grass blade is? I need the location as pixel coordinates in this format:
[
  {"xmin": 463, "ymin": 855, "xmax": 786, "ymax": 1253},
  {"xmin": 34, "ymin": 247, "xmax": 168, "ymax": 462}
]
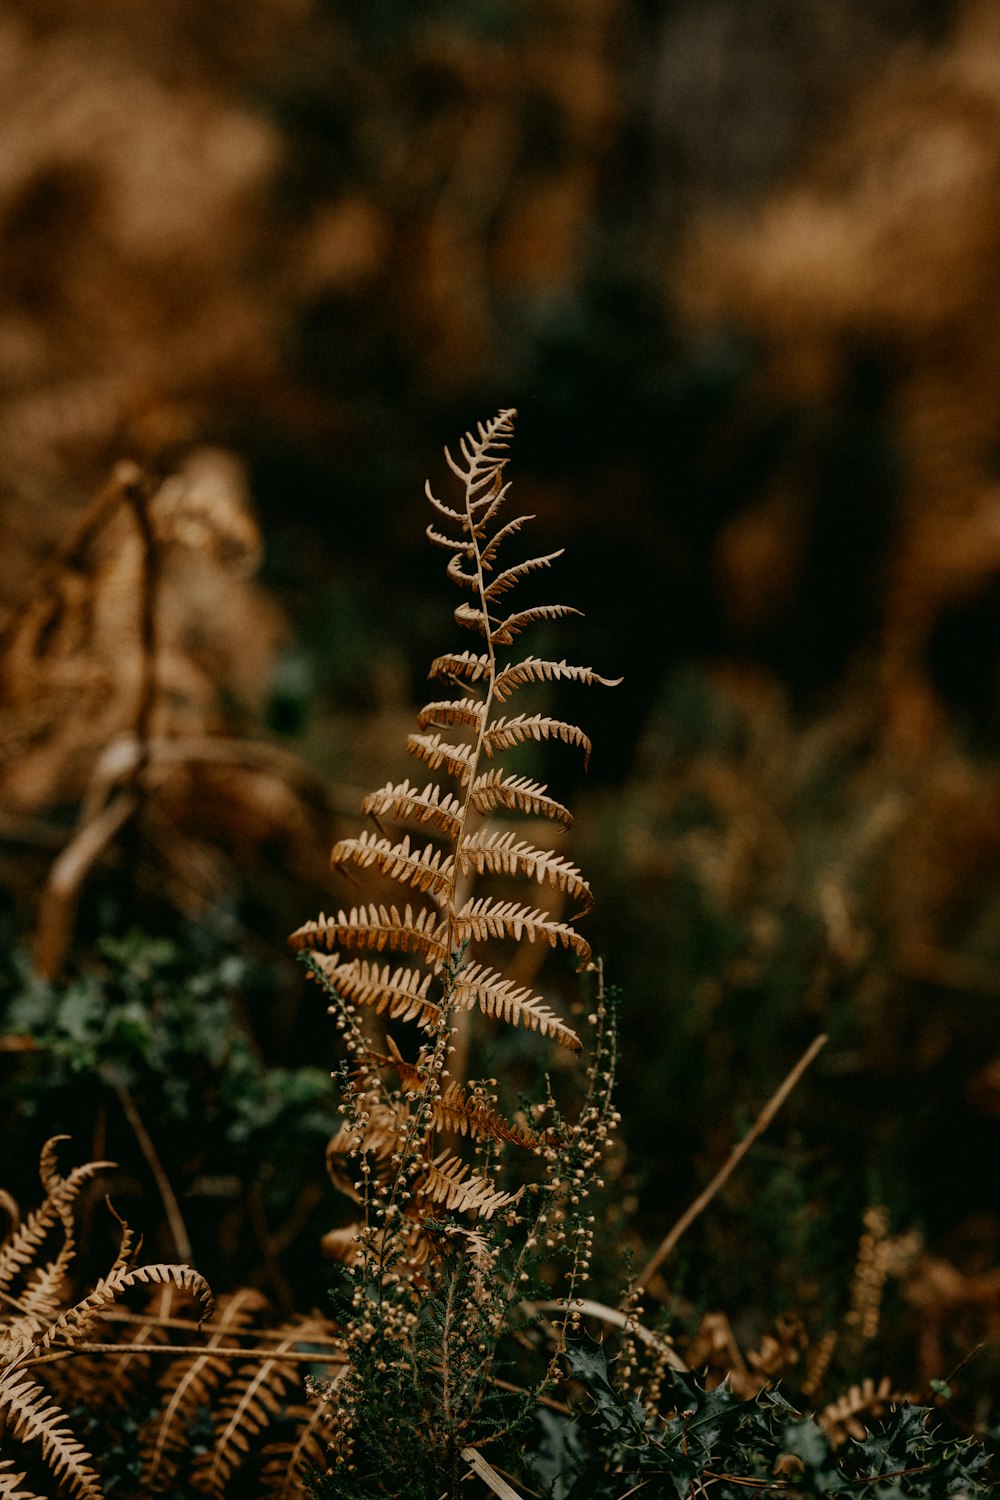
[
  {"xmin": 637, "ymin": 1034, "xmax": 828, "ymax": 1290},
  {"xmin": 460, "ymin": 1448, "xmax": 528, "ymax": 1500}
]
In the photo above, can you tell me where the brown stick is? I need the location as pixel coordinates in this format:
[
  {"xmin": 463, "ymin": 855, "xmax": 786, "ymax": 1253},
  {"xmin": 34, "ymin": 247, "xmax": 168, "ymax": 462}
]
[
  {"xmin": 24, "ymin": 1341, "xmax": 346, "ymax": 1370},
  {"xmin": 637, "ymin": 1034, "xmax": 828, "ymax": 1291},
  {"xmin": 111, "ymin": 1080, "xmax": 192, "ymax": 1266},
  {"xmin": 33, "ymin": 791, "xmax": 138, "ymax": 978},
  {"xmin": 118, "ymin": 464, "xmax": 158, "ymax": 786}
]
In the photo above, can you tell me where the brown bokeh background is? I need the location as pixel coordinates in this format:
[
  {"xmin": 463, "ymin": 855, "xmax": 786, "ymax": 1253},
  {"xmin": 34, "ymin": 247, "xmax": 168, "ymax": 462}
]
[{"xmin": 7, "ymin": 0, "xmax": 1000, "ymax": 1413}]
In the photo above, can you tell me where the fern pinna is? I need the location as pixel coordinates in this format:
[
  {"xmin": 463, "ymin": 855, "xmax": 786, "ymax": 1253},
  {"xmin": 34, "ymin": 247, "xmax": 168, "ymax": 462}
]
[{"xmin": 290, "ymin": 407, "xmax": 618, "ymax": 1245}]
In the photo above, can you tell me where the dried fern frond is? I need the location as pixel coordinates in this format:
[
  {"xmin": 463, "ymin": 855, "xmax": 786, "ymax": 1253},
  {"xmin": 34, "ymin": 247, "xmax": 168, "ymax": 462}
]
[
  {"xmin": 819, "ymin": 1375, "xmax": 902, "ymax": 1445},
  {"xmin": 493, "ymin": 654, "xmax": 622, "ymax": 703},
  {"xmin": 455, "ymin": 896, "xmax": 591, "ymax": 962},
  {"xmin": 419, "ymin": 1154, "xmax": 518, "ymax": 1221},
  {"xmin": 0, "ymin": 1142, "xmax": 213, "ymax": 1500},
  {"xmin": 0, "ymin": 1460, "xmax": 42, "ymax": 1500},
  {"xmin": 292, "ymin": 408, "xmax": 615, "ymax": 1259},
  {"xmin": 142, "ymin": 1288, "xmax": 267, "ymax": 1490},
  {"xmin": 311, "ymin": 953, "xmax": 440, "ymax": 1029},
  {"xmin": 483, "ymin": 711, "xmax": 592, "ymax": 768},
  {"xmin": 192, "ymin": 1318, "xmax": 332, "ymax": 1500},
  {"xmin": 330, "ymin": 830, "xmax": 454, "ymax": 900},
  {"xmin": 0, "ymin": 1151, "xmax": 113, "ymax": 1298},
  {"xmin": 458, "ymin": 829, "xmax": 591, "ymax": 909},
  {"xmin": 361, "ymin": 779, "xmax": 463, "ymax": 839},
  {"xmin": 432, "ymin": 1082, "xmax": 539, "ymax": 1148},
  {"xmin": 450, "ymin": 961, "xmax": 581, "ymax": 1054},
  {"xmin": 291, "ymin": 904, "xmax": 447, "ymax": 965},
  {"xmin": 0, "ymin": 1371, "xmax": 103, "ymax": 1500},
  {"xmin": 259, "ymin": 1395, "xmax": 335, "ymax": 1500},
  {"xmin": 469, "ymin": 769, "xmax": 573, "ymax": 826}
]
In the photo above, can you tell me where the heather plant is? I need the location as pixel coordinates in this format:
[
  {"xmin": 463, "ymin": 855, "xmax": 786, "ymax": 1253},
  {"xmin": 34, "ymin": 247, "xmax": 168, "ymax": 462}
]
[{"xmin": 1, "ymin": 410, "xmax": 994, "ymax": 1499}]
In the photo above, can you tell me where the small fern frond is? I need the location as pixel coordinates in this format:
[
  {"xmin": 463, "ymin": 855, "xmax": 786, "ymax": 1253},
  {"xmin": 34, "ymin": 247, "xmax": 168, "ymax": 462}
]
[
  {"xmin": 427, "ymin": 650, "xmax": 491, "ymax": 688},
  {"xmin": 482, "ymin": 549, "xmax": 565, "ymax": 600},
  {"xmin": 486, "ymin": 603, "xmax": 583, "ymax": 647},
  {"xmin": 0, "ymin": 1156, "xmax": 114, "ymax": 1296},
  {"xmin": 290, "ymin": 905, "xmax": 447, "ymax": 966},
  {"xmin": 423, "ymin": 483, "xmax": 466, "ymax": 525},
  {"xmin": 194, "ymin": 1320, "xmax": 329, "ymax": 1500},
  {"xmin": 484, "ymin": 712, "xmax": 592, "ymax": 768},
  {"xmin": 14, "ymin": 1261, "xmax": 212, "ymax": 1361},
  {"xmin": 143, "ymin": 1288, "xmax": 266, "ymax": 1489},
  {"xmin": 37, "ymin": 1138, "xmax": 69, "ymax": 1196},
  {"xmin": 469, "ymin": 769, "xmax": 573, "ymax": 826},
  {"xmin": 455, "ymin": 897, "xmax": 592, "ymax": 963},
  {"xmin": 416, "ymin": 698, "xmax": 486, "ymax": 732},
  {"xmin": 330, "ymin": 831, "xmax": 453, "ymax": 901},
  {"xmin": 321, "ymin": 1224, "xmax": 365, "ymax": 1264},
  {"xmin": 406, "ymin": 732, "xmax": 476, "ymax": 783},
  {"xmin": 494, "ymin": 655, "xmax": 623, "ymax": 703},
  {"xmin": 0, "ymin": 1460, "xmax": 43, "ymax": 1500},
  {"xmin": 361, "ymin": 780, "xmax": 463, "ymax": 840},
  {"xmin": 443, "ymin": 411, "xmax": 515, "ymax": 494},
  {"xmin": 451, "ymin": 962, "xmax": 581, "ymax": 1053},
  {"xmin": 458, "ymin": 830, "xmax": 592, "ymax": 910},
  {"xmin": 444, "ymin": 553, "xmax": 480, "ymax": 591},
  {"xmin": 433, "ymin": 1082, "xmax": 538, "ymax": 1148},
  {"xmin": 311, "ymin": 954, "xmax": 440, "ymax": 1029},
  {"xmin": 0, "ymin": 1371, "xmax": 103, "ymax": 1500},
  {"xmin": 819, "ymin": 1376, "xmax": 901, "ymax": 1445},
  {"xmin": 478, "ymin": 513, "xmax": 532, "ymax": 569},
  {"xmin": 420, "ymin": 1155, "xmax": 517, "ymax": 1220},
  {"xmin": 260, "ymin": 1397, "xmax": 333, "ymax": 1499}
]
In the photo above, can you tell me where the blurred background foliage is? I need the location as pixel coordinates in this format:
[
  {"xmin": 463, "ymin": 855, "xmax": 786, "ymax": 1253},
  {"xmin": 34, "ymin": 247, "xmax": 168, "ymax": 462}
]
[{"xmin": 5, "ymin": 0, "xmax": 1000, "ymax": 1432}]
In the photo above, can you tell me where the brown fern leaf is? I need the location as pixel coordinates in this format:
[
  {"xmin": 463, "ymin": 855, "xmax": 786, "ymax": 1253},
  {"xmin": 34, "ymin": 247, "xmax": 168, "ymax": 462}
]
[
  {"xmin": 418, "ymin": 1155, "xmax": 518, "ymax": 1221},
  {"xmin": 259, "ymin": 1396, "xmax": 334, "ymax": 1499},
  {"xmin": 405, "ymin": 731, "xmax": 476, "ymax": 782},
  {"xmin": 329, "ymin": 831, "xmax": 453, "ymax": 901},
  {"xmin": 0, "ymin": 1460, "xmax": 42, "ymax": 1500},
  {"xmin": 451, "ymin": 962, "xmax": 581, "ymax": 1054},
  {"xmin": 193, "ymin": 1319, "xmax": 329, "ymax": 1500},
  {"xmin": 92, "ymin": 1291, "xmax": 175, "ymax": 1410},
  {"xmin": 290, "ymin": 905, "xmax": 447, "ymax": 966},
  {"xmin": 361, "ymin": 780, "xmax": 463, "ymax": 839},
  {"xmin": 13, "ymin": 1260, "xmax": 212, "ymax": 1362},
  {"xmin": 0, "ymin": 1370, "xmax": 103, "ymax": 1500},
  {"xmin": 426, "ymin": 522, "xmax": 472, "ymax": 552},
  {"xmin": 478, "ymin": 512, "xmax": 533, "ymax": 570},
  {"xmin": 455, "ymin": 897, "xmax": 592, "ymax": 963},
  {"xmin": 325, "ymin": 1106, "xmax": 409, "ymax": 1201},
  {"xmin": 321, "ymin": 1223, "xmax": 365, "ymax": 1264},
  {"xmin": 433, "ymin": 1081, "xmax": 538, "ymax": 1148},
  {"xmin": 452, "ymin": 599, "xmax": 584, "ymax": 644},
  {"xmin": 459, "ymin": 830, "xmax": 592, "ymax": 911},
  {"xmin": 37, "ymin": 1137, "xmax": 69, "ymax": 1196},
  {"xmin": 427, "ymin": 650, "xmax": 491, "ymax": 688},
  {"xmin": 0, "ymin": 1155, "xmax": 114, "ymax": 1297},
  {"xmin": 311, "ymin": 953, "xmax": 440, "ymax": 1028},
  {"xmin": 443, "ymin": 411, "xmax": 515, "ymax": 497},
  {"xmin": 294, "ymin": 407, "xmax": 613, "ymax": 1264},
  {"xmin": 444, "ymin": 553, "xmax": 481, "ymax": 591},
  {"xmin": 143, "ymin": 1288, "xmax": 268, "ymax": 1491},
  {"xmin": 818, "ymin": 1376, "xmax": 901, "ymax": 1445},
  {"xmin": 14, "ymin": 1246, "xmax": 79, "ymax": 1345},
  {"xmin": 469, "ymin": 770, "xmax": 572, "ymax": 826},
  {"xmin": 424, "ymin": 479, "xmax": 468, "ymax": 525},
  {"xmin": 484, "ymin": 712, "xmax": 592, "ymax": 769},
  {"xmin": 493, "ymin": 655, "xmax": 623, "ymax": 703},
  {"xmin": 482, "ymin": 549, "xmax": 566, "ymax": 601},
  {"xmin": 416, "ymin": 698, "xmax": 486, "ymax": 732}
]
